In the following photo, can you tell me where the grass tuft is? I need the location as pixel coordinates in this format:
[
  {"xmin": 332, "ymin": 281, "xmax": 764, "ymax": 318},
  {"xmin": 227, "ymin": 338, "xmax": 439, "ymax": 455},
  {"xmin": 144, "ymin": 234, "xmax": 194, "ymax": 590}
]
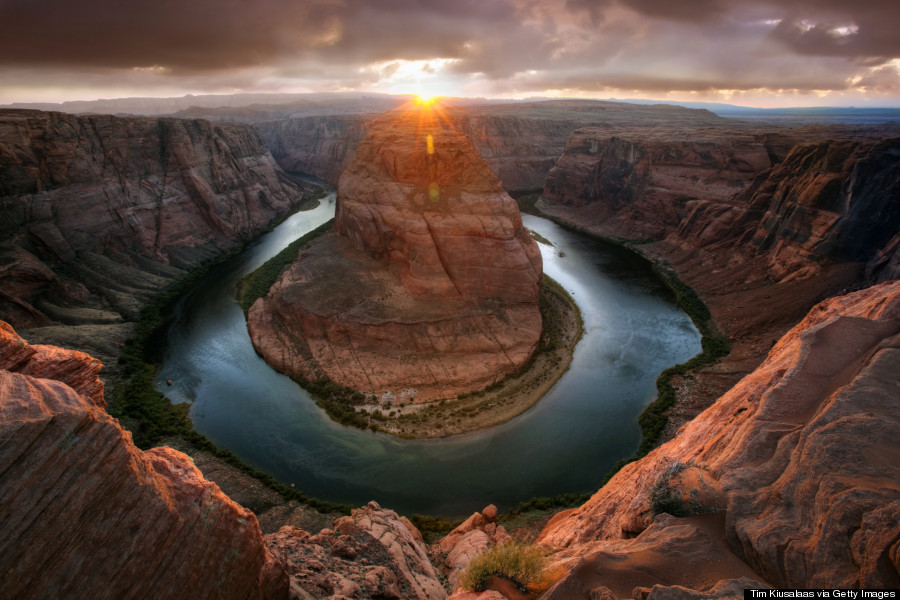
[{"xmin": 460, "ymin": 542, "xmax": 546, "ymax": 593}]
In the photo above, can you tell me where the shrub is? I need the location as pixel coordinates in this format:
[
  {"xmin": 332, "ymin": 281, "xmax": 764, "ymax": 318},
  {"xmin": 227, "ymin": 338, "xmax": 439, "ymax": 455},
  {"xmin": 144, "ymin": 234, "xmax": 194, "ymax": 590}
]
[
  {"xmin": 648, "ymin": 461, "xmax": 718, "ymax": 518},
  {"xmin": 460, "ymin": 542, "xmax": 546, "ymax": 593}
]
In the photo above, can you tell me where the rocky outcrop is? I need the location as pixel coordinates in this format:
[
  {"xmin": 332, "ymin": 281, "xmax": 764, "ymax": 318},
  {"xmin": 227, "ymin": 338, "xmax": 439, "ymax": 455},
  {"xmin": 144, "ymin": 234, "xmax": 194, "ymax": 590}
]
[
  {"xmin": 676, "ymin": 135, "xmax": 900, "ymax": 283},
  {"xmin": 0, "ymin": 320, "xmax": 104, "ymax": 407},
  {"xmin": 267, "ymin": 501, "xmax": 446, "ymax": 600},
  {"xmin": 248, "ymin": 106, "xmax": 543, "ymax": 401},
  {"xmin": 538, "ymin": 281, "xmax": 900, "ymax": 589},
  {"xmin": 432, "ymin": 504, "xmax": 510, "ymax": 592},
  {"xmin": 541, "ymin": 125, "xmax": 900, "ymax": 282},
  {"xmin": 0, "ymin": 321, "xmax": 288, "ymax": 600},
  {"xmin": 0, "ymin": 109, "xmax": 305, "ymax": 343}
]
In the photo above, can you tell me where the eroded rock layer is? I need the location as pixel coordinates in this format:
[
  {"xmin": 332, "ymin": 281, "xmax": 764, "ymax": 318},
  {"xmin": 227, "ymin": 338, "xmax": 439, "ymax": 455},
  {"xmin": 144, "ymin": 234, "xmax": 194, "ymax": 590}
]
[
  {"xmin": 0, "ymin": 109, "xmax": 305, "ymax": 358},
  {"xmin": 538, "ymin": 281, "xmax": 900, "ymax": 589},
  {"xmin": 267, "ymin": 501, "xmax": 446, "ymax": 600},
  {"xmin": 249, "ymin": 107, "xmax": 542, "ymax": 401},
  {"xmin": 0, "ymin": 321, "xmax": 288, "ymax": 599}
]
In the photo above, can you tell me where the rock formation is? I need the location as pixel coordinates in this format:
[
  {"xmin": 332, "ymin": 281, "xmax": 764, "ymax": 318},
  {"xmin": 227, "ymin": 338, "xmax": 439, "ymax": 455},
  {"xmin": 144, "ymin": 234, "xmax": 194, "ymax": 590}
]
[
  {"xmin": 248, "ymin": 105, "xmax": 542, "ymax": 401},
  {"xmin": 537, "ymin": 281, "xmax": 900, "ymax": 590},
  {"xmin": 432, "ymin": 504, "xmax": 510, "ymax": 593},
  {"xmin": 541, "ymin": 125, "xmax": 900, "ymax": 282},
  {"xmin": 255, "ymin": 99, "xmax": 745, "ymax": 192},
  {"xmin": 0, "ymin": 321, "xmax": 288, "ymax": 599},
  {"xmin": 268, "ymin": 501, "xmax": 446, "ymax": 600},
  {"xmin": 677, "ymin": 135, "xmax": 900, "ymax": 283},
  {"xmin": 541, "ymin": 127, "xmax": 807, "ymax": 239},
  {"xmin": 0, "ymin": 109, "xmax": 306, "ymax": 360}
]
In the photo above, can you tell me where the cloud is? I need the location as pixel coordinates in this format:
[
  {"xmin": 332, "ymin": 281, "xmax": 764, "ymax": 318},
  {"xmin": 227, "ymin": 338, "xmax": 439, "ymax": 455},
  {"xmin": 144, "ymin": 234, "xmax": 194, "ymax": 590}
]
[{"xmin": 1, "ymin": 0, "xmax": 898, "ymax": 105}]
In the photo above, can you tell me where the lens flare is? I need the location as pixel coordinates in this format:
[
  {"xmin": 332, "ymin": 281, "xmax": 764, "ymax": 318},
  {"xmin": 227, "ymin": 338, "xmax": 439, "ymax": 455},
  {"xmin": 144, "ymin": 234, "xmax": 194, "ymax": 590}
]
[{"xmin": 414, "ymin": 94, "xmax": 439, "ymax": 106}]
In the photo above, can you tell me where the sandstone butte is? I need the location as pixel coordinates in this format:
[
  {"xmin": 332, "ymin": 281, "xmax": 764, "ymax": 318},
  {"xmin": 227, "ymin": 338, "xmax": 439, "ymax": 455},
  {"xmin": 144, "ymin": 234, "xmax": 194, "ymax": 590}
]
[
  {"xmin": 248, "ymin": 105, "xmax": 543, "ymax": 402},
  {"xmin": 0, "ymin": 320, "xmax": 288, "ymax": 600}
]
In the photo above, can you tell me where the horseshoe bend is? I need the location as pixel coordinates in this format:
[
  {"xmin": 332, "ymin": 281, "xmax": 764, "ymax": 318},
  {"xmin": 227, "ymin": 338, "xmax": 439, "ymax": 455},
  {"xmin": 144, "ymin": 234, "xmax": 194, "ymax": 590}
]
[{"xmin": 246, "ymin": 106, "xmax": 561, "ymax": 434}]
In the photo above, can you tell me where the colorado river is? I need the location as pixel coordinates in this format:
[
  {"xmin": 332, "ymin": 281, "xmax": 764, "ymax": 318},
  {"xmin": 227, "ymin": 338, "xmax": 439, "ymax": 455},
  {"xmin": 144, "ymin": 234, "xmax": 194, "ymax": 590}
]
[{"xmin": 156, "ymin": 193, "xmax": 701, "ymax": 517}]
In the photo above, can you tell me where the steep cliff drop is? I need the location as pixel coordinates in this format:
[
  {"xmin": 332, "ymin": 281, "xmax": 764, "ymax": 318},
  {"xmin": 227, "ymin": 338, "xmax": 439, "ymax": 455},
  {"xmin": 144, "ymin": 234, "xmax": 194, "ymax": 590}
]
[
  {"xmin": 248, "ymin": 103, "xmax": 543, "ymax": 402},
  {"xmin": 535, "ymin": 281, "xmax": 900, "ymax": 595},
  {"xmin": 0, "ymin": 321, "xmax": 288, "ymax": 600},
  {"xmin": 0, "ymin": 109, "xmax": 307, "ymax": 365}
]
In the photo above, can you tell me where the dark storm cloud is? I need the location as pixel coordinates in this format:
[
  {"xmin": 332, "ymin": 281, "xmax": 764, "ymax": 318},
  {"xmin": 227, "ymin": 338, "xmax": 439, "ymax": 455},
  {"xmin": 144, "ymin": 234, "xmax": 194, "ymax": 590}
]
[
  {"xmin": 0, "ymin": 0, "xmax": 347, "ymax": 71},
  {"xmin": 0, "ymin": 0, "xmax": 898, "ymax": 102}
]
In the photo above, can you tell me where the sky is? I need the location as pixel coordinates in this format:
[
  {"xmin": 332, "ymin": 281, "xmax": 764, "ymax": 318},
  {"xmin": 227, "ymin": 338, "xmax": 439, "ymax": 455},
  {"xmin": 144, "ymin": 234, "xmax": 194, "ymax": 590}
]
[{"xmin": 1, "ymin": 0, "xmax": 899, "ymax": 108}]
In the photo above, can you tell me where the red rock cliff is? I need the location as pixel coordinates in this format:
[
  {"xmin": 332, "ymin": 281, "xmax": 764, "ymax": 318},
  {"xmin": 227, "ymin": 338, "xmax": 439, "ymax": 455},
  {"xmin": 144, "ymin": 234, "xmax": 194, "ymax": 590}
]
[
  {"xmin": 248, "ymin": 105, "xmax": 543, "ymax": 402},
  {"xmin": 538, "ymin": 281, "xmax": 900, "ymax": 590},
  {"xmin": 0, "ymin": 321, "xmax": 288, "ymax": 599},
  {"xmin": 0, "ymin": 109, "xmax": 305, "ymax": 333}
]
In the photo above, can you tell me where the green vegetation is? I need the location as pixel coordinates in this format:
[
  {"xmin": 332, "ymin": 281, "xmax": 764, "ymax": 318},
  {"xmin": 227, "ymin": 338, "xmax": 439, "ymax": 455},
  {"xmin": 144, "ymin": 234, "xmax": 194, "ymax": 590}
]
[
  {"xmin": 502, "ymin": 493, "xmax": 591, "ymax": 519},
  {"xmin": 635, "ymin": 263, "xmax": 730, "ymax": 457},
  {"xmin": 293, "ymin": 374, "xmax": 380, "ymax": 432},
  {"xmin": 460, "ymin": 542, "xmax": 546, "ymax": 593},
  {"xmin": 409, "ymin": 514, "xmax": 463, "ymax": 543},
  {"xmin": 528, "ymin": 228, "xmax": 554, "ymax": 247},
  {"xmin": 238, "ymin": 218, "xmax": 334, "ymax": 313}
]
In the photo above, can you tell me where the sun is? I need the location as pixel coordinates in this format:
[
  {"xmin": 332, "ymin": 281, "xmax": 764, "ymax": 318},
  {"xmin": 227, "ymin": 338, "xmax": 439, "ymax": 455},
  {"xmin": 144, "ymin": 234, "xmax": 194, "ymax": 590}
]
[{"xmin": 414, "ymin": 94, "xmax": 440, "ymax": 107}]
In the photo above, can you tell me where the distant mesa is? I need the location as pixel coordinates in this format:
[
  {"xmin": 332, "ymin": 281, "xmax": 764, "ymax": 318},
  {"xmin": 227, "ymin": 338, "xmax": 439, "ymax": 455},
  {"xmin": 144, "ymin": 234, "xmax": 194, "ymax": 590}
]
[{"xmin": 247, "ymin": 103, "xmax": 543, "ymax": 402}]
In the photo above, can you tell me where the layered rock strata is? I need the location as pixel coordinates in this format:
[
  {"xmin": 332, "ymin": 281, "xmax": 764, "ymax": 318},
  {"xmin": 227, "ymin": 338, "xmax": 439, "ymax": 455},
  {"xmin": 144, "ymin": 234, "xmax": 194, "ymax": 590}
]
[
  {"xmin": 541, "ymin": 126, "xmax": 900, "ymax": 282},
  {"xmin": 537, "ymin": 281, "xmax": 900, "ymax": 589},
  {"xmin": 0, "ymin": 321, "xmax": 288, "ymax": 600},
  {"xmin": 256, "ymin": 99, "xmax": 744, "ymax": 192},
  {"xmin": 0, "ymin": 109, "xmax": 305, "ymax": 360},
  {"xmin": 249, "ymin": 107, "xmax": 542, "ymax": 401}
]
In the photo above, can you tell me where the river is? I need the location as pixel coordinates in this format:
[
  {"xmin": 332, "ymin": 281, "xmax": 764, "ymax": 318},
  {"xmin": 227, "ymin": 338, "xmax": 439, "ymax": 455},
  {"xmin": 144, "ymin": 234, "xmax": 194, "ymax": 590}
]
[{"xmin": 156, "ymin": 193, "xmax": 701, "ymax": 517}]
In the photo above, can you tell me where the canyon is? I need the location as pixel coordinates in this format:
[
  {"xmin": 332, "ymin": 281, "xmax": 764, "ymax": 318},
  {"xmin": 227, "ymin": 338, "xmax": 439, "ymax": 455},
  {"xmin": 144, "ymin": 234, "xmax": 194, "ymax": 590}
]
[
  {"xmin": 248, "ymin": 105, "xmax": 544, "ymax": 403},
  {"xmin": 1, "ymin": 96, "xmax": 899, "ymax": 599},
  {"xmin": 0, "ymin": 109, "xmax": 311, "ymax": 372}
]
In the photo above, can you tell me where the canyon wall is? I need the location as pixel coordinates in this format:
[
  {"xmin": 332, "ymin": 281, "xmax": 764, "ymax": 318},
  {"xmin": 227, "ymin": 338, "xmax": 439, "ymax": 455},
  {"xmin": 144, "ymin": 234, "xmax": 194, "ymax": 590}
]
[
  {"xmin": 538, "ymin": 281, "xmax": 900, "ymax": 592},
  {"xmin": 254, "ymin": 100, "xmax": 739, "ymax": 193},
  {"xmin": 255, "ymin": 115, "xmax": 371, "ymax": 184},
  {"xmin": 0, "ymin": 321, "xmax": 288, "ymax": 599},
  {"xmin": 0, "ymin": 109, "xmax": 306, "ymax": 360},
  {"xmin": 541, "ymin": 125, "xmax": 900, "ymax": 282}
]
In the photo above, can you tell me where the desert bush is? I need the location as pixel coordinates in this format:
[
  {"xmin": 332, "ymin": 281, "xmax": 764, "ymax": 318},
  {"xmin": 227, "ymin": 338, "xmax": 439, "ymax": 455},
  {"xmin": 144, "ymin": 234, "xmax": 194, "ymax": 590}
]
[
  {"xmin": 460, "ymin": 542, "xmax": 546, "ymax": 592},
  {"xmin": 648, "ymin": 461, "xmax": 718, "ymax": 518}
]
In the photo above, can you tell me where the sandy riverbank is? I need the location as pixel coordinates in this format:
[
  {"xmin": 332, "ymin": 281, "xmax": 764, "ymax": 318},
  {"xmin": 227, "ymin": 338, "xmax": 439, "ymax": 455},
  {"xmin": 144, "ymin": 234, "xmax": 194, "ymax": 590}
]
[{"xmin": 360, "ymin": 278, "xmax": 582, "ymax": 439}]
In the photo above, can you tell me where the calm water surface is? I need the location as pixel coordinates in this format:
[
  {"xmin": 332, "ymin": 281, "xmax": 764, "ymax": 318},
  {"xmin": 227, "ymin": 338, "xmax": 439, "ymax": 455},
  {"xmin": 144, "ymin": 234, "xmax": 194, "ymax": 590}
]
[{"xmin": 156, "ymin": 194, "xmax": 701, "ymax": 517}]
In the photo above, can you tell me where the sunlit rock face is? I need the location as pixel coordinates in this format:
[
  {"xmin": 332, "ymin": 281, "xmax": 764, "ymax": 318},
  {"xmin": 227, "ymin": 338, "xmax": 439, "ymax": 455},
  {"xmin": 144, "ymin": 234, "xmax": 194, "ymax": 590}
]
[
  {"xmin": 0, "ymin": 321, "xmax": 288, "ymax": 600},
  {"xmin": 249, "ymin": 105, "xmax": 543, "ymax": 401},
  {"xmin": 537, "ymin": 281, "xmax": 900, "ymax": 589}
]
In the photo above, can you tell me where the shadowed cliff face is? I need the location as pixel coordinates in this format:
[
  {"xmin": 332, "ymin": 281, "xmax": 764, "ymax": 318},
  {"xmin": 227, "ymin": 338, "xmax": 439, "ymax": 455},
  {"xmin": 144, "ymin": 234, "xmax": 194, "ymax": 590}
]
[
  {"xmin": 538, "ymin": 281, "xmax": 900, "ymax": 592},
  {"xmin": 248, "ymin": 104, "xmax": 543, "ymax": 401},
  {"xmin": 0, "ymin": 321, "xmax": 289, "ymax": 600},
  {"xmin": 679, "ymin": 136, "xmax": 900, "ymax": 283},
  {"xmin": 541, "ymin": 125, "xmax": 900, "ymax": 282},
  {"xmin": 0, "ymin": 109, "xmax": 305, "ymax": 360}
]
